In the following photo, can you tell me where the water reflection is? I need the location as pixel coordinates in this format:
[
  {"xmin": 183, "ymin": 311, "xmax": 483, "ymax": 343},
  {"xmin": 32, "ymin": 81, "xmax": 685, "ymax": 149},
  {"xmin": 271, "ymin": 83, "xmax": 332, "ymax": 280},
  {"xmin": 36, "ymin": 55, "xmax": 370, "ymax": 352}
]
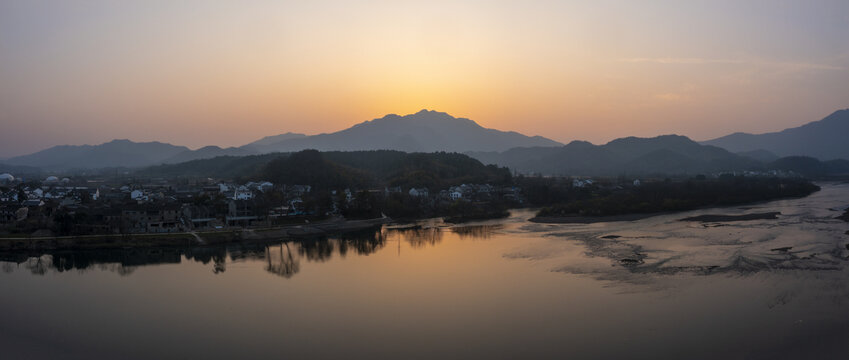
[
  {"xmin": 0, "ymin": 248, "xmax": 184, "ymax": 276},
  {"xmin": 265, "ymin": 243, "xmax": 298, "ymax": 278},
  {"xmin": 1, "ymin": 204, "xmax": 848, "ymax": 359},
  {"xmin": 389, "ymin": 226, "xmax": 443, "ymax": 248},
  {"xmin": 451, "ymin": 224, "xmax": 502, "ymax": 240},
  {"xmin": 0, "ymin": 222, "xmax": 500, "ymax": 279}
]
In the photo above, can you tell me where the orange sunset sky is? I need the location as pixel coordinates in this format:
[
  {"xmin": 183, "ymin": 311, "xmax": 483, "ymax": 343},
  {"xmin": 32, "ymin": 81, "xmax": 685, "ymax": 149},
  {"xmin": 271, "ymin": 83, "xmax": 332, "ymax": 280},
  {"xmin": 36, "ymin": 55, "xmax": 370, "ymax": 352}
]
[{"xmin": 1, "ymin": 0, "xmax": 848, "ymax": 157}]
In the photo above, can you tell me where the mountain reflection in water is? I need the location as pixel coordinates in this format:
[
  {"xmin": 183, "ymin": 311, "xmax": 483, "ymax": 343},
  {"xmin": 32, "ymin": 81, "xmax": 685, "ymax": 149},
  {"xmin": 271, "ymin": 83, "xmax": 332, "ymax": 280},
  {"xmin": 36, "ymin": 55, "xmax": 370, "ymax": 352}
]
[{"xmin": 0, "ymin": 222, "xmax": 501, "ymax": 279}]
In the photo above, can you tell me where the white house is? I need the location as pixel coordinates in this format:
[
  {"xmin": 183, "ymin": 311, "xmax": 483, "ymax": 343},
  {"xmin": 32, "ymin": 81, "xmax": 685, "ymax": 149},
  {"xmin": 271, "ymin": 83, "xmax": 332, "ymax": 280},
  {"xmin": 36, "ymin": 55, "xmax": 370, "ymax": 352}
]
[
  {"xmin": 258, "ymin": 182, "xmax": 274, "ymax": 192},
  {"xmin": 233, "ymin": 186, "xmax": 254, "ymax": 200},
  {"xmin": 131, "ymin": 189, "xmax": 148, "ymax": 201},
  {"xmin": 450, "ymin": 191, "xmax": 463, "ymax": 200},
  {"xmin": 409, "ymin": 188, "xmax": 429, "ymax": 197},
  {"xmin": 572, "ymin": 179, "xmax": 594, "ymax": 188}
]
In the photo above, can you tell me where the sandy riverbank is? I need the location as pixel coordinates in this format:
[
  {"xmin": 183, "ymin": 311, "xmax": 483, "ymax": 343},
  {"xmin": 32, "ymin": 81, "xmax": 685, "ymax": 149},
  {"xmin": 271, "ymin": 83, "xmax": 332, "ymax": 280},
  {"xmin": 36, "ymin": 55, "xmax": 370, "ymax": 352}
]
[
  {"xmin": 529, "ymin": 213, "xmax": 663, "ymax": 224},
  {"xmin": 679, "ymin": 212, "xmax": 781, "ymax": 222}
]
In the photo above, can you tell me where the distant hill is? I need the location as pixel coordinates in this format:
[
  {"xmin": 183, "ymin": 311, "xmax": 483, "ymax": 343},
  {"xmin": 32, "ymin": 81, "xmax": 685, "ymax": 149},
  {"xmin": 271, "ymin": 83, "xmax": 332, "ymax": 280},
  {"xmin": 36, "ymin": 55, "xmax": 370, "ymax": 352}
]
[
  {"xmin": 8, "ymin": 140, "xmax": 259, "ymax": 170},
  {"xmin": 140, "ymin": 149, "xmax": 510, "ymax": 190},
  {"xmin": 261, "ymin": 150, "xmax": 511, "ymax": 190},
  {"xmin": 242, "ymin": 132, "xmax": 307, "ymax": 151},
  {"xmin": 163, "ymin": 146, "xmax": 257, "ymax": 164},
  {"xmin": 768, "ymin": 156, "xmax": 849, "ymax": 177},
  {"xmin": 141, "ymin": 153, "xmax": 286, "ymax": 179},
  {"xmin": 4, "ymin": 139, "xmax": 189, "ymax": 170},
  {"xmin": 248, "ymin": 110, "xmax": 562, "ymax": 153},
  {"xmin": 703, "ymin": 109, "xmax": 849, "ymax": 160},
  {"xmin": 468, "ymin": 135, "xmax": 759, "ymax": 176},
  {"xmin": 736, "ymin": 149, "xmax": 780, "ymax": 163},
  {"xmin": 0, "ymin": 162, "xmax": 42, "ymax": 177}
]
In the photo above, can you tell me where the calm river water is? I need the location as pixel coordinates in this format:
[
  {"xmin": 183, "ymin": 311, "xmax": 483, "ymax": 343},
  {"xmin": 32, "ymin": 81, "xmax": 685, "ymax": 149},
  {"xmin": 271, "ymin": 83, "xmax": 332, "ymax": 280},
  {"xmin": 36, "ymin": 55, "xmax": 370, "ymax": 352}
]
[{"xmin": 2, "ymin": 183, "xmax": 849, "ymax": 359}]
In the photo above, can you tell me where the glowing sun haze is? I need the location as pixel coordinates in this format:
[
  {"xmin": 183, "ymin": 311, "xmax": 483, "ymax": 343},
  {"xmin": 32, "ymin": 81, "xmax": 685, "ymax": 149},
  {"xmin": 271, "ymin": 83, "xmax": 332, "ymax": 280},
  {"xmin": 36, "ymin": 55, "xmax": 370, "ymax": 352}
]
[{"xmin": 1, "ymin": 0, "xmax": 848, "ymax": 157}]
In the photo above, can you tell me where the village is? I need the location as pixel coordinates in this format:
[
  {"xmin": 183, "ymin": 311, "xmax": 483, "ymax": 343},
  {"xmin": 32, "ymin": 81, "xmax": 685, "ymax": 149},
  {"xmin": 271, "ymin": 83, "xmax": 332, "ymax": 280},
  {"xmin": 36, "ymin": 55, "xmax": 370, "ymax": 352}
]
[
  {"xmin": 0, "ymin": 172, "xmax": 524, "ymax": 237},
  {"xmin": 0, "ymin": 164, "xmax": 813, "ymax": 239}
]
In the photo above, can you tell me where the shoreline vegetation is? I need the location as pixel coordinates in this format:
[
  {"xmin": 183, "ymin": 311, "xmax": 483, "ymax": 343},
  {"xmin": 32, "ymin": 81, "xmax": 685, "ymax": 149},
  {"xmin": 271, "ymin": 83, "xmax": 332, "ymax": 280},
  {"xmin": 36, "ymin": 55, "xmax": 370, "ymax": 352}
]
[
  {"xmin": 0, "ymin": 208, "xmax": 512, "ymax": 252},
  {"xmin": 0, "ymin": 217, "xmax": 392, "ymax": 251},
  {"xmin": 531, "ymin": 177, "xmax": 820, "ymax": 224}
]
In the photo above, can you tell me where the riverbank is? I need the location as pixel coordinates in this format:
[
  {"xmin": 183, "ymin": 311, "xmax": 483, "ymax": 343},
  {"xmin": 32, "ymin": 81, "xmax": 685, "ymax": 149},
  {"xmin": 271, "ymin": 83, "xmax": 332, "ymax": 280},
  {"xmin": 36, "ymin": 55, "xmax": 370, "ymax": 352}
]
[
  {"xmin": 530, "ymin": 213, "xmax": 661, "ymax": 224},
  {"xmin": 680, "ymin": 212, "xmax": 781, "ymax": 222},
  {"xmin": 532, "ymin": 177, "xmax": 820, "ymax": 224},
  {"xmin": 531, "ymin": 209, "xmax": 787, "ymax": 224},
  {"xmin": 0, "ymin": 216, "xmax": 392, "ymax": 251}
]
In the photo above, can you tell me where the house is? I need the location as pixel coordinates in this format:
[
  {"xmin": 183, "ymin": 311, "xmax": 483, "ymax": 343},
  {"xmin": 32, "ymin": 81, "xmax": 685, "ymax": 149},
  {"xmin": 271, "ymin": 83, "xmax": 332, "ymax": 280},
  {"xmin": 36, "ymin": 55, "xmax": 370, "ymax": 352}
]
[
  {"xmin": 572, "ymin": 179, "xmax": 594, "ymax": 188},
  {"xmin": 29, "ymin": 188, "xmax": 44, "ymax": 199},
  {"xmin": 22, "ymin": 199, "xmax": 44, "ymax": 207},
  {"xmin": 218, "ymin": 183, "xmax": 233, "ymax": 193},
  {"xmin": 289, "ymin": 185, "xmax": 311, "ymax": 196},
  {"xmin": 59, "ymin": 197, "xmax": 80, "ymax": 208},
  {"xmin": 633, "ymin": 179, "xmax": 641, "ymax": 186},
  {"xmin": 0, "ymin": 190, "xmax": 18, "ymax": 203},
  {"xmin": 477, "ymin": 184, "xmax": 494, "ymax": 194},
  {"xmin": 232, "ymin": 186, "xmax": 254, "ymax": 200},
  {"xmin": 258, "ymin": 181, "xmax": 274, "ymax": 193},
  {"xmin": 130, "ymin": 189, "xmax": 146, "ymax": 201},
  {"xmin": 450, "ymin": 191, "xmax": 463, "ymax": 200},
  {"xmin": 181, "ymin": 204, "xmax": 220, "ymax": 230},
  {"xmin": 227, "ymin": 200, "xmax": 259, "ymax": 226},
  {"xmin": 122, "ymin": 204, "xmax": 182, "ymax": 233},
  {"xmin": 43, "ymin": 189, "xmax": 66, "ymax": 199},
  {"xmin": 409, "ymin": 188, "xmax": 429, "ymax": 198},
  {"xmin": 384, "ymin": 186, "xmax": 402, "ymax": 196}
]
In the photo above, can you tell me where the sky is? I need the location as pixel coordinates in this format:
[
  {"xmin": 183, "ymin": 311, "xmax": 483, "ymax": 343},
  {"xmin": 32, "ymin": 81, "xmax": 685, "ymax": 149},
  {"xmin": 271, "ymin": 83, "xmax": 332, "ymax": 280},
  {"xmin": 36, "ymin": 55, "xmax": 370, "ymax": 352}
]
[{"xmin": 1, "ymin": 0, "xmax": 848, "ymax": 157}]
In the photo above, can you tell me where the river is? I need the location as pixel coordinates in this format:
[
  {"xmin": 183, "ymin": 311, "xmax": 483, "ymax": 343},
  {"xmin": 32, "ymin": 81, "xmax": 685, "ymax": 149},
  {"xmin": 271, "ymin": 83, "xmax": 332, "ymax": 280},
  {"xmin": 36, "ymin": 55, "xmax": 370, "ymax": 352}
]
[{"xmin": 2, "ymin": 182, "xmax": 848, "ymax": 359}]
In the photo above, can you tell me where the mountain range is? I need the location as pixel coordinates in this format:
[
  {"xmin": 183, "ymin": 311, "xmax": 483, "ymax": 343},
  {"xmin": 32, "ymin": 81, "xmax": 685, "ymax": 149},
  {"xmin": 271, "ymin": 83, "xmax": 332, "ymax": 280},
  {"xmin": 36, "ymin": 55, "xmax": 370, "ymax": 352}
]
[
  {"xmin": 2, "ymin": 108, "xmax": 847, "ymax": 176},
  {"xmin": 3, "ymin": 110, "xmax": 562, "ymax": 170},
  {"xmin": 242, "ymin": 109, "xmax": 562, "ymax": 153},
  {"xmin": 4, "ymin": 139, "xmax": 189, "ymax": 170},
  {"xmin": 467, "ymin": 135, "xmax": 759, "ymax": 176},
  {"xmin": 702, "ymin": 109, "xmax": 849, "ymax": 161}
]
